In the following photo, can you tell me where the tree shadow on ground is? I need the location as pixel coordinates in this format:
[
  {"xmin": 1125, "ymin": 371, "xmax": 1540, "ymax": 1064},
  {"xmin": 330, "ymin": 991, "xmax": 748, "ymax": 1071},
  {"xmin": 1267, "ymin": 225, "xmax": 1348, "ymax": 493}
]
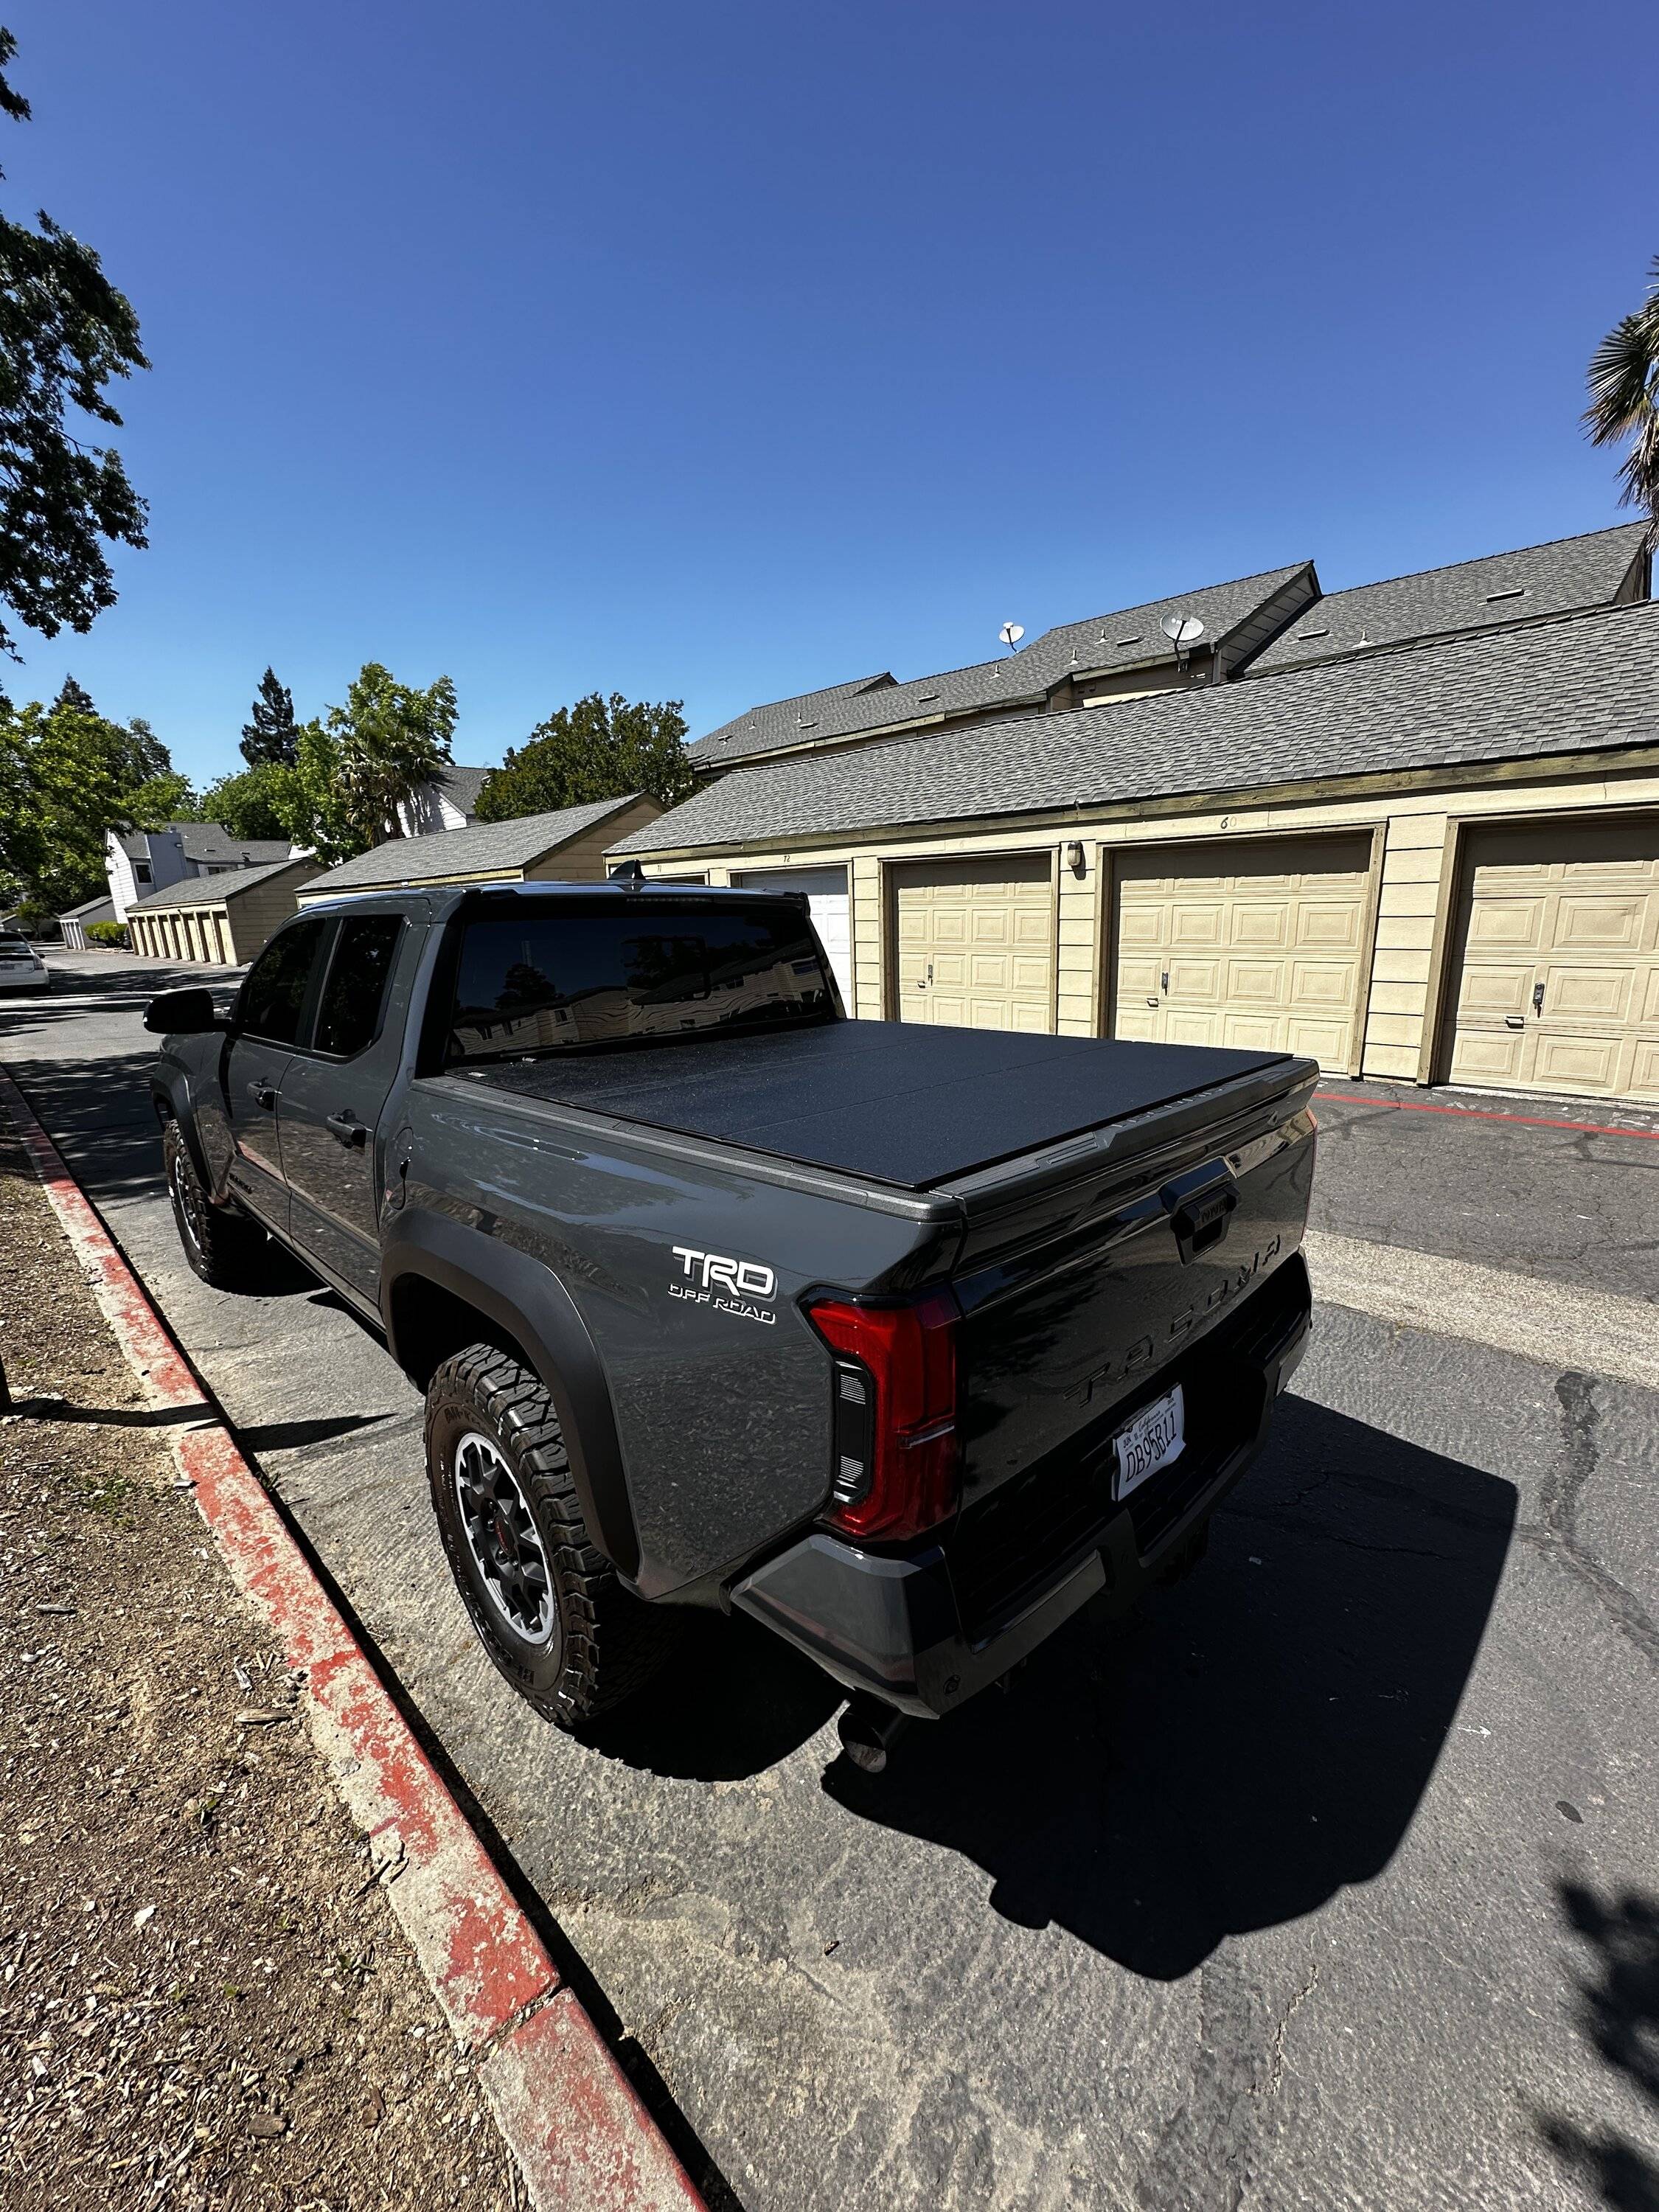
[
  {"xmin": 818, "ymin": 1393, "xmax": 1517, "ymax": 1980},
  {"xmin": 1538, "ymin": 1880, "xmax": 1659, "ymax": 2211}
]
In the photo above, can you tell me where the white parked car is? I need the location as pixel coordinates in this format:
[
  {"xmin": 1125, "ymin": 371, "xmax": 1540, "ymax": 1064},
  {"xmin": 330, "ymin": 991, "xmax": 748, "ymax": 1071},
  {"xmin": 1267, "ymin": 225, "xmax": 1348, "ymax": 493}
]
[{"xmin": 0, "ymin": 931, "xmax": 49, "ymax": 990}]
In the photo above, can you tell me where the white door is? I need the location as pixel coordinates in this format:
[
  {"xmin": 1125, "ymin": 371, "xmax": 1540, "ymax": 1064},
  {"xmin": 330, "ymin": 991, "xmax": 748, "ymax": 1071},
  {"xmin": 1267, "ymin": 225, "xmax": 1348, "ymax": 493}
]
[{"xmin": 734, "ymin": 866, "xmax": 853, "ymax": 1012}]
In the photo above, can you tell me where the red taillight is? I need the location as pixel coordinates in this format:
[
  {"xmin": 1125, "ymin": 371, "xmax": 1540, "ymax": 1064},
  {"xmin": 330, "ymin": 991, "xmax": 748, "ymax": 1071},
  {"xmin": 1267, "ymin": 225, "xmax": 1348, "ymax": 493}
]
[{"xmin": 806, "ymin": 1290, "xmax": 960, "ymax": 1543}]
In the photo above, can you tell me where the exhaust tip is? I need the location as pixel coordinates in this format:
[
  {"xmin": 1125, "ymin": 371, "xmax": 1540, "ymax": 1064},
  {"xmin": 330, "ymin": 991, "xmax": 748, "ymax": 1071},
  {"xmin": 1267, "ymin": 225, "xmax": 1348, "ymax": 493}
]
[{"xmin": 837, "ymin": 1697, "xmax": 909, "ymax": 1774}]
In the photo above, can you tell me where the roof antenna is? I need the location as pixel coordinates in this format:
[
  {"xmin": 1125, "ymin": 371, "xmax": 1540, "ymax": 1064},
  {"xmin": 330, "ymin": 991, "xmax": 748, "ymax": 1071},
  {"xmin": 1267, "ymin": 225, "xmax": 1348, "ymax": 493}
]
[
  {"xmin": 998, "ymin": 622, "xmax": 1025, "ymax": 655},
  {"xmin": 1161, "ymin": 612, "xmax": 1206, "ymax": 674}
]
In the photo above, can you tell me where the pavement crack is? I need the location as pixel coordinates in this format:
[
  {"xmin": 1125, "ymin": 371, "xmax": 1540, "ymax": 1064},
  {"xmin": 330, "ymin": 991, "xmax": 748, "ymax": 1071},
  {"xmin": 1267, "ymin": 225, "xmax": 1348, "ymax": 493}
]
[
  {"xmin": 1256, "ymin": 1959, "xmax": 1320, "ymax": 2099},
  {"xmin": 1519, "ymin": 1372, "xmax": 1659, "ymax": 1669}
]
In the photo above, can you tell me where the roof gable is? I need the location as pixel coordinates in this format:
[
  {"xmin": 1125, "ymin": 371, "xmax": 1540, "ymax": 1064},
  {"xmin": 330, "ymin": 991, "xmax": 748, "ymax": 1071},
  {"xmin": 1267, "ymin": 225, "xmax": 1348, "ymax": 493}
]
[
  {"xmin": 127, "ymin": 855, "xmax": 314, "ymax": 910},
  {"xmin": 1248, "ymin": 524, "xmax": 1651, "ymax": 676},
  {"xmin": 689, "ymin": 673, "xmax": 896, "ymax": 765}
]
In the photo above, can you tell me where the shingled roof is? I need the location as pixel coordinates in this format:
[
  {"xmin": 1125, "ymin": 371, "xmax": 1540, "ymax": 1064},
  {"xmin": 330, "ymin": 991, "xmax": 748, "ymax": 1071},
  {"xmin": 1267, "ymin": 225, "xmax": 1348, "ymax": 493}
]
[
  {"xmin": 301, "ymin": 793, "xmax": 650, "ymax": 894},
  {"xmin": 686, "ymin": 563, "xmax": 1318, "ymax": 771},
  {"xmin": 1248, "ymin": 523, "xmax": 1651, "ymax": 677},
  {"xmin": 128, "ymin": 856, "xmax": 314, "ymax": 911},
  {"xmin": 612, "ymin": 600, "xmax": 1659, "ymax": 855}
]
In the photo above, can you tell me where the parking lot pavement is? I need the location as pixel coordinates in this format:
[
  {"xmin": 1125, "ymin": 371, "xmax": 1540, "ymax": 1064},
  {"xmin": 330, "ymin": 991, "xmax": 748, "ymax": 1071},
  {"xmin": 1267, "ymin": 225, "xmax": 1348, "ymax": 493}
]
[{"xmin": 4, "ymin": 984, "xmax": 1656, "ymax": 2212}]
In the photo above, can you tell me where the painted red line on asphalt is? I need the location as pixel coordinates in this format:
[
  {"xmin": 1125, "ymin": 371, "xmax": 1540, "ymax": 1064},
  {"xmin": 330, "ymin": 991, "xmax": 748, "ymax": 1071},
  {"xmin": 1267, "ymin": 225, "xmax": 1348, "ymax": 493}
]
[
  {"xmin": 0, "ymin": 1065, "xmax": 705, "ymax": 2212},
  {"xmin": 1311, "ymin": 1091, "xmax": 1659, "ymax": 1142}
]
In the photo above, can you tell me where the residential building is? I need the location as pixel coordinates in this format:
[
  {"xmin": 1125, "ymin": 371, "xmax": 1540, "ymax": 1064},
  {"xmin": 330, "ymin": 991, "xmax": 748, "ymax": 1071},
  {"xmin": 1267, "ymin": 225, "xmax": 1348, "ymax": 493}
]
[
  {"xmin": 295, "ymin": 793, "xmax": 662, "ymax": 904},
  {"xmin": 394, "ymin": 763, "xmax": 494, "ymax": 838},
  {"xmin": 125, "ymin": 858, "xmax": 324, "ymax": 965},
  {"xmin": 105, "ymin": 821, "xmax": 294, "ymax": 922},
  {"xmin": 610, "ymin": 524, "xmax": 1658, "ymax": 1108}
]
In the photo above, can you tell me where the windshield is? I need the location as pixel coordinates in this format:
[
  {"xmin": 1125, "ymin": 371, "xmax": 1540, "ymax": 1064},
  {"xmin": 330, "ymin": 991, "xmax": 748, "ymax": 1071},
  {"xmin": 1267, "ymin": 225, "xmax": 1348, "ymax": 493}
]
[{"xmin": 445, "ymin": 900, "xmax": 836, "ymax": 1065}]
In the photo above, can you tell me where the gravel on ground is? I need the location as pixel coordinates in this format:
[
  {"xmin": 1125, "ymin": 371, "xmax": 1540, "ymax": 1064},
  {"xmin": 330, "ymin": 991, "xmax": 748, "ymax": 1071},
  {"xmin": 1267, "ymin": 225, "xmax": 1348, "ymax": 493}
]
[{"xmin": 0, "ymin": 1107, "xmax": 524, "ymax": 2211}]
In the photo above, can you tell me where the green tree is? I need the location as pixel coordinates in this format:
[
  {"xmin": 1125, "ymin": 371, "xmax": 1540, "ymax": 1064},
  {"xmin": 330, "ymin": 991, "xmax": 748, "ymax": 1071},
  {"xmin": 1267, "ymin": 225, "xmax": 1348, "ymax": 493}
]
[
  {"xmin": 240, "ymin": 667, "xmax": 299, "ymax": 768},
  {"xmin": 195, "ymin": 760, "xmax": 296, "ymax": 843},
  {"xmin": 0, "ymin": 29, "xmax": 148, "ymax": 658},
  {"xmin": 54, "ymin": 672, "xmax": 95, "ymax": 712},
  {"xmin": 0, "ymin": 691, "xmax": 188, "ymax": 910},
  {"xmin": 474, "ymin": 693, "xmax": 692, "ymax": 824},
  {"xmin": 265, "ymin": 719, "xmax": 362, "ymax": 867},
  {"xmin": 1585, "ymin": 254, "xmax": 1659, "ymax": 538},
  {"xmin": 327, "ymin": 661, "xmax": 457, "ymax": 845}
]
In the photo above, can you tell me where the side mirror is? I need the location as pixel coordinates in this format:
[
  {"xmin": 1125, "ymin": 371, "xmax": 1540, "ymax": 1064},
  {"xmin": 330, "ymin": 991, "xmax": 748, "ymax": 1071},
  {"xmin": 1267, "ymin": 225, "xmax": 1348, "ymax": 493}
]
[{"xmin": 143, "ymin": 987, "xmax": 226, "ymax": 1036}]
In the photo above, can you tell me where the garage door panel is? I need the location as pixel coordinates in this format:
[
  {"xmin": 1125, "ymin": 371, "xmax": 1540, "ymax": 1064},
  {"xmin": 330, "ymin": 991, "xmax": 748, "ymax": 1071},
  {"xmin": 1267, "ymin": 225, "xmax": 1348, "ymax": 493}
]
[
  {"xmin": 1555, "ymin": 897, "xmax": 1645, "ymax": 950},
  {"xmin": 1445, "ymin": 817, "xmax": 1659, "ymax": 1104},
  {"xmin": 1458, "ymin": 962, "xmax": 1532, "ymax": 1018},
  {"xmin": 1548, "ymin": 967, "xmax": 1633, "ymax": 1022},
  {"xmin": 1225, "ymin": 960, "xmax": 1283, "ymax": 1004},
  {"xmin": 1112, "ymin": 835, "xmax": 1370, "ymax": 1074}
]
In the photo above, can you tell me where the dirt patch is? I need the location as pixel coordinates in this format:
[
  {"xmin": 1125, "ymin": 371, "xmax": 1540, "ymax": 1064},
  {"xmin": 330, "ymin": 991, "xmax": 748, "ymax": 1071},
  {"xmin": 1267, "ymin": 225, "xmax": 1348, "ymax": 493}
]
[{"xmin": 0, "ymin": 1113, "xmax": 522, "ymax": 2210}]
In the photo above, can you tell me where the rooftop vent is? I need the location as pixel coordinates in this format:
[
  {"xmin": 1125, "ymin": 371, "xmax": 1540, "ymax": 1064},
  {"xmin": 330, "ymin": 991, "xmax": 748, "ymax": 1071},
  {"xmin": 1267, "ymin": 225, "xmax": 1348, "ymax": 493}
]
[
  {"xmin": 1114, "ymin": 633, "xmax": 1144, "ymax": 647},
  {"xmin": 1298, "ymin": 627, "xmax": 1331, "ymax": 640},
  {"xmin": 1484, "ymin": 585, "xmax": 1526, "ymax": 602},
  {"xmin": 916, "ymin": 691, "xmax": 939, "ymax": 702}
]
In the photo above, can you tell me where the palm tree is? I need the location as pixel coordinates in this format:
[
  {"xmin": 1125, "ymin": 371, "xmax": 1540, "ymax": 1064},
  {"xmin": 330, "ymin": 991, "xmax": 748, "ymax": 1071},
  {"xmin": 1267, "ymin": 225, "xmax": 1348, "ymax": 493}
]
[{"xmin": 1585, "ymin": 255, "xmax": 1659, "ymax": 542}]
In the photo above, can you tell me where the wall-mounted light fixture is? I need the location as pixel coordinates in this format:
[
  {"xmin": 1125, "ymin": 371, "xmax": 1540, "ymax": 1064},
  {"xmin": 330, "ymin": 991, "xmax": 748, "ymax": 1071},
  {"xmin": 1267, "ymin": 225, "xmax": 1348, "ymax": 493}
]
[{"xmin": 1065, "ymin": 841, "xmax": 1086, "ymax": 876}]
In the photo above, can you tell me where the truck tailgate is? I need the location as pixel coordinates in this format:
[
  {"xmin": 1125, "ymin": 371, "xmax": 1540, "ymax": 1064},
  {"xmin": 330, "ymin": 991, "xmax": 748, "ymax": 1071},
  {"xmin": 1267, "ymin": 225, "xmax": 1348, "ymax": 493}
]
[{"xmin": 939, "ymin": 1066, "xmax": 1318, "ymax": 1627}]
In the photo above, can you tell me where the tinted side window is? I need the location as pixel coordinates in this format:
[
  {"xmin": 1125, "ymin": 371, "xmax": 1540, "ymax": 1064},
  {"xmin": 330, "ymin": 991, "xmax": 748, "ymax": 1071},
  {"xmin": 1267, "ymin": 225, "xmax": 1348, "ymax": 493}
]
[
  {"xmin": 313, "ymin": 915, "xmax": 403, "ymax": 1057},
  {"xmin": 240, "ymin": 918, "xmax": 328, "ymax": 1046}
]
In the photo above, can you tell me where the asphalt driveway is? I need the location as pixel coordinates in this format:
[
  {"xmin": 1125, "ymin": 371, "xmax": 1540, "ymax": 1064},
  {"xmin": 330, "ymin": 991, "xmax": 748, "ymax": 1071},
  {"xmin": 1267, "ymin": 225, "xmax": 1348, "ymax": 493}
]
[{"xmin": 4, "ymin": 952, "xmax": 1656, "ymax": 2212}]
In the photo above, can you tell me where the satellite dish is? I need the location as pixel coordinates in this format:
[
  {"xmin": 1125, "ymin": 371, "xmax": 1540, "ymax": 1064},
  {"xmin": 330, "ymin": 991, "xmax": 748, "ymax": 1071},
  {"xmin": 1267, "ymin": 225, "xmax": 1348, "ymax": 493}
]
[
  {"xmin": 1161, "ymin": 614, "xmax": 1206, "ymax": 645},
  {"xmin": 998, "ymin": 622, "xmax": 1025, "ymax": 650}
]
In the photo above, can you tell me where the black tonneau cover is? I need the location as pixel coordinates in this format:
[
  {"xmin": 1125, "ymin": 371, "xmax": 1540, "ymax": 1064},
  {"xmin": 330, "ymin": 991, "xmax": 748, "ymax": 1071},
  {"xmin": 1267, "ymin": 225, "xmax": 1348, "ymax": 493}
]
[{"xmin": 462, "ymin": 1020, "xmax": 1295, "ymax": 1190}]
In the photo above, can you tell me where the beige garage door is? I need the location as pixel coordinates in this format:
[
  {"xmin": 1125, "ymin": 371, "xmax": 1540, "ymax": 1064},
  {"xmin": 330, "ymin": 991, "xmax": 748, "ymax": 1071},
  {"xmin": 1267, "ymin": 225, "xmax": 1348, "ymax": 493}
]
[
  {"xmin": 1445, "ymin": 817, "xmax": 1659, "ymax": 1103},
  {"xmin": 1112, "ymin": 834, "xmax": 1372, "ymax": 1071},
  {"xmin": 894, "ymin": 855, "xmax": 1055, "ymax": 1031}
]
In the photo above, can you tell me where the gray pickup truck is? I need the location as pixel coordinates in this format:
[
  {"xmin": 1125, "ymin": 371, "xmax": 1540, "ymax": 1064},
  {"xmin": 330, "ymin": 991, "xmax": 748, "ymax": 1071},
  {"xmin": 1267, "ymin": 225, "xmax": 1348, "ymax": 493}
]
[{"xmin": 145, "ymin": 881, "xmax": 1316, "ymax": 1763}]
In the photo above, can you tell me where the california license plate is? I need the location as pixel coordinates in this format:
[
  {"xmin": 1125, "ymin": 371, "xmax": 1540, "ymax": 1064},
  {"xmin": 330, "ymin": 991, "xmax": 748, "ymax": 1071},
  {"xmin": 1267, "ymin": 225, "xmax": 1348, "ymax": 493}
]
[{"xmin": 1111, "ymin": 1385, "xmax": 1186, "ymax": 1501}]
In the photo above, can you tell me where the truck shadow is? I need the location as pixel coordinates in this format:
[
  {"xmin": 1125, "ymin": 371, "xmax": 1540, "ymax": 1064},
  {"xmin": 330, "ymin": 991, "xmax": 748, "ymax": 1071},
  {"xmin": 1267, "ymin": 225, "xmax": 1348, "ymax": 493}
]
[{"xmin": 824, "ymin": 1393, "xmax": 1517, "ymax": 1980}]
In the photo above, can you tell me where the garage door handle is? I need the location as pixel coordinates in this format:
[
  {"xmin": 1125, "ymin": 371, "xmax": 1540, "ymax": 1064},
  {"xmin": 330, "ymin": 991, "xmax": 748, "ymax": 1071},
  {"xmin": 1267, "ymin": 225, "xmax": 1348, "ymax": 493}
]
[
  {"xmin": 246, "ymin": 1080, "xmax": 276, "ymax": 1111},
  {"xmin": 1161, "ymin": 970, "xmax": 1170, "ymax": 994},
  {"xmin": 1505, "ymin": 1016, "xmax": 1524, "ymax": 1031},
  {"xmin": 1532, "ymin": 982, "xmax": 1545, "ymax": 1015},
  {"xmin": 326, "ymin": 1112, "xmax": 369, "ymax": 1147}
]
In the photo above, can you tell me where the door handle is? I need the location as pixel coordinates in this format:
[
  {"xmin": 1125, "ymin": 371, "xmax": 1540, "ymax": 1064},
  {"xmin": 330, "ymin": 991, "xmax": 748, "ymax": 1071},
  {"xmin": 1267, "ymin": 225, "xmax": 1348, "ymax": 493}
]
[
  {"xmin": 246, "ymin": 1080, "xmax": 276, "ymax": 1111},
  {"xmin": 1532, "ymin": 981, "xmax": 1545, "ymax": 1016},
  {"xmin": 1161, "ymin": 970, "xmax": 1170, "ymax": 995},
  {"xmin": 326, "ymin": 1111, "xmax": 369, "ymax": 1148}
]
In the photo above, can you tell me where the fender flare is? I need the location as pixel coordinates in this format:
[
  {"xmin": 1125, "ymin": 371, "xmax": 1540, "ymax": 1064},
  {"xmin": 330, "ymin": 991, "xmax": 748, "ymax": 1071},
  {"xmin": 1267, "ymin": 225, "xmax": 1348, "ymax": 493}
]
[
  {"xmin": 379, "ymin": 1209, "xmax": 639, "ymax": 1581},
  {"xmin": 149, "ymin": 1068, "xmax": 215, "ymax": 1193}
]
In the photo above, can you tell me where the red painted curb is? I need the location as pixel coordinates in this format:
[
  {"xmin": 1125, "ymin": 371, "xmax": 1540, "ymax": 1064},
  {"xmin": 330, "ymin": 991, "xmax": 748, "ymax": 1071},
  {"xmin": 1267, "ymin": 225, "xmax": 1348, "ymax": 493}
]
[
  {"xmin": 0, "ymin": 1068, "xmax": 704, "ymax": 2212},
  {"xmin": 1312, "ymin": 1088, "xmax": 1659, "ymax": 1142}
]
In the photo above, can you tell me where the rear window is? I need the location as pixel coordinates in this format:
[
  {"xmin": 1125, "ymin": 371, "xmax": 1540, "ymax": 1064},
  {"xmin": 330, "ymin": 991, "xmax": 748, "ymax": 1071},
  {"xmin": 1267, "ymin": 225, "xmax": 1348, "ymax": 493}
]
[{"xmin": 446, "ymin": 900, "xmax": 833, "ymax": 1065}]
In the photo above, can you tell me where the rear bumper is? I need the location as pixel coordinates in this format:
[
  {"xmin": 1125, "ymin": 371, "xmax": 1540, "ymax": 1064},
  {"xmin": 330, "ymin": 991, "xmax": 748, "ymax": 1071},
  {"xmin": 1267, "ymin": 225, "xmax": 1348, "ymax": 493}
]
[
  {"xmin": 0, "ymin": 970, "xmax": 49, "ymax": 991},
  {"xmin": 731, "ymin": 1253, "xmax": 1311, "ymax": 1718}
]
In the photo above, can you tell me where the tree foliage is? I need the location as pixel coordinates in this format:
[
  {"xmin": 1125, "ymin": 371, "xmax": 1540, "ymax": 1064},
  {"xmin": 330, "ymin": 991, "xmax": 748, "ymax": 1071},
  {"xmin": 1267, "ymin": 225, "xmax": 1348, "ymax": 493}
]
[
  {"xmin": 1585, "ymin": 254, "xmax": 1659, "ymax": 539},
  {"xmin": 327, "ymin": 661, "xmax": 457, "ymax": 846},
  {"xmin": 0, "ymin": 29, "xmax": 148, "ymax": 657},
  {"xmin": 0, "ymin": 690, "xmax": 188, "ymax": 910},
  {"xmin": 475, "ymin": 693, "xmax": 692, "ymax": 824},
  {"xmin": 239, "ymin": 666, "xmax": 299, "ymax": 768},
  {"xmin": 195, "ymin": 760, "xmax": 294, "ymax": 843}
]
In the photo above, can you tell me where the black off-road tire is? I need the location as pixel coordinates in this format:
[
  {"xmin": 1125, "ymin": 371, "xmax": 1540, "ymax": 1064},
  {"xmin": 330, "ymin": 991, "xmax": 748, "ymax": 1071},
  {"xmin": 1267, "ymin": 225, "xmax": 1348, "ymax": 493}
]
[
  {"xmin": 425, "ymin": 1343, "xmax": 675, "ymax": 1728},
  {"xmin": 162, "ymin": 1118, "xmax": 268, "ymax": 1290}
]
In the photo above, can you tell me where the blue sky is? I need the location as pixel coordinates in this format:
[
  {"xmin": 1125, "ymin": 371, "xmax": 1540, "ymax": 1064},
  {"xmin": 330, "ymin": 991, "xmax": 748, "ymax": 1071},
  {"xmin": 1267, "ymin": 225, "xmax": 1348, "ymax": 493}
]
[{"xmin": 3, "ymin": 0, "xmax": 1655, "ymax": 787}]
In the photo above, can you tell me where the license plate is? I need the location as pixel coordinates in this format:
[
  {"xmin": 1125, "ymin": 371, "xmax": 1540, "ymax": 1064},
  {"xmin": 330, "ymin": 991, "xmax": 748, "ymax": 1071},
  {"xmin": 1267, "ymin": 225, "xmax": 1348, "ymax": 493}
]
[{"xmin": 1111, "ymin": 1385, "xmax": 1186, "ymax": 1501}]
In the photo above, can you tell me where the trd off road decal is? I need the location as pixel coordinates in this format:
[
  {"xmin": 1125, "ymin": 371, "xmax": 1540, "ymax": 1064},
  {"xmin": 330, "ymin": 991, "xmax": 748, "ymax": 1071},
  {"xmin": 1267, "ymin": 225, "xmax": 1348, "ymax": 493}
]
[{"xmin": 669, "ymin": 1245, "xmax": 778, "ymax": 1326}]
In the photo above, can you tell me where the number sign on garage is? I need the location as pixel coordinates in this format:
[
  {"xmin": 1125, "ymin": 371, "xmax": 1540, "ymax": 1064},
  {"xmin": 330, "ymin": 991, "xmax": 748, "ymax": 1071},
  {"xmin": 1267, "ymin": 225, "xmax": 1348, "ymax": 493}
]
[
  {"xmin": 893, "ymin": 855, "xmax": 1055, "ymax": 1031},
  {"xmin": 1444, "ymin": 815, "xmax": 1659, "ymax": 1103},
  {"xmin": 734, "ymin": 866, "xmax": 853, "ymax": 1011},
  {"xmin": 1110, "ymin": 834, "xmax": 1373, "ymax": 1071}
]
